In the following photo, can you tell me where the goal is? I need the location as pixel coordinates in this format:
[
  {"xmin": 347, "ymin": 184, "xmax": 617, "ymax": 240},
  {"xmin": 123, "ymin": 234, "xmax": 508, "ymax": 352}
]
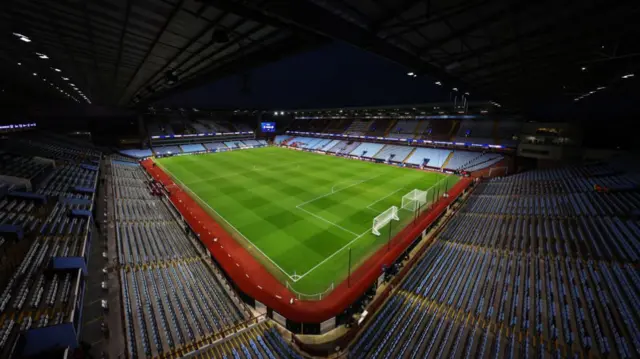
[
  {"xmin": 372, "ymin": 206, "xmax": 400, "ymax": 236},
  {"xmin": 401, "ymin": 189, "xmax": 427, "ymax": 212}
]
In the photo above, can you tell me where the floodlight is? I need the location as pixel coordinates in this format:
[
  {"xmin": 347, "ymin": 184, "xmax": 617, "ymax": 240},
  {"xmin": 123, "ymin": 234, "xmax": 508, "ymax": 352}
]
[
  {"xmin": 165, "ymin": 71, "xmax": 178, "ymax": 84},
  {"xmin": 435, "ymin": 81, "xmax": 442, "ymax": 86},
  {"xmin": 622, "ymin": 74, "xmax": 634, "ymax": 79},
  {"xmin": 13, "ymin": 33, "xmax": 31, "ymax": 42},
  {"xmin": 51, "ymin": 67, "xmax": 61, "ymax": 72},
  {"xmin": 407, "ymin": 72, "xmax": 414, "ymax": 76}
]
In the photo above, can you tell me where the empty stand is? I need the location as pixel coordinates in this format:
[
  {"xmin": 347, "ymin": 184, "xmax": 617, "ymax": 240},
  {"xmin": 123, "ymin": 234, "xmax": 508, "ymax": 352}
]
[
  {"xmin": 352, "ymin": 165, "xmax": 640, "ymax": 358},
  {"xmin": 373, "ymin": 145, "xmax": 414, "ymax": 162},
  {"xmin": 405, "ymin": 147, "xmax": 452, "ymax": 168},
  {"xmin": 110, "ymin": 160, "xmax": 250, "ymax": 358}
]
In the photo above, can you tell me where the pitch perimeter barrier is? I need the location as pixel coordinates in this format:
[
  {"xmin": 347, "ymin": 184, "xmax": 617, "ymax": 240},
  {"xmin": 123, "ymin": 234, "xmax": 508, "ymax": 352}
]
[{"xmin": 142, "ymin": 158, "xmax": 472, "ymax": 324}]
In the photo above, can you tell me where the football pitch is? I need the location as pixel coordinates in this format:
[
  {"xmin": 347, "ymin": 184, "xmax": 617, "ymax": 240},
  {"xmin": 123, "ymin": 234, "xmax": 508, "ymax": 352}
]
[{"xmin": 155, "ymin": 147, "xmax": 457, "ymax": 296}]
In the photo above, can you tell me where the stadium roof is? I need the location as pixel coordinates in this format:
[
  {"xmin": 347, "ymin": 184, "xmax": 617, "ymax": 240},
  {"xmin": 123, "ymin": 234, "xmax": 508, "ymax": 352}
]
[
  {"xmin": 1, "ymin": 0, "xmax": 638, "ymax": 108},
  {"xmin": 0, "ymin": 0, "xmax": 327, "ymax": 106}
]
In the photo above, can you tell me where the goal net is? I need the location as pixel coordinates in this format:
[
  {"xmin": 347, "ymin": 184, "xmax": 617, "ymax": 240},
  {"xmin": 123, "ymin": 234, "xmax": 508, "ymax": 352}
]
[
  {"xmin": 401, "ymin": 189, "xmax": 427, "ymax": 212},
  {"xmin": 372, "ymin": 206, "xmax": 400, "ymax": 236}
]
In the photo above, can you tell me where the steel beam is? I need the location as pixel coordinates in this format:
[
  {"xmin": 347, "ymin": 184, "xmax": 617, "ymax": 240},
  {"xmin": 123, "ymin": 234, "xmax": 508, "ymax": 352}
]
[{"xmin": 207, "ymin": 0, "xmax": 466, "ymax": 88}]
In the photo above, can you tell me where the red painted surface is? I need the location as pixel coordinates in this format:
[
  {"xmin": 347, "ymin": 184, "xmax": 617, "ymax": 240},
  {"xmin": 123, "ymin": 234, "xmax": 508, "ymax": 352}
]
[{"xmin": 142, "ymin": 158, "xmax": 472, "ymax": 323}]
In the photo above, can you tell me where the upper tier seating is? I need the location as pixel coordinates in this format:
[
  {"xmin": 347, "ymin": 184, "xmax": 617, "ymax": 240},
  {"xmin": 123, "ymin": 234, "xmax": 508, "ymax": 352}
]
[
  {"xmin": 234, "ymin": 123, "xmax": 253, "ymax": 132},
  {"xmin": 367, "ymin": 119, "xmax": 389, "ymax": 135},
  {"xmin": 454, "ymin": 119, "xmax": 494, "ymax": 144},
  {"xmin": 191, "ymin": 122, "xmax": 208, "ymax": 133},
  {"xmin": 344, "ymin": 120, "xmax": 374, "ymax": 136},
  {"xmin": 422, "ymin": 119, "xmax": 454, "ymax": 141},
  {"xmin": 388, "ymin": 120, "xmax": 420, "ymax": 138},
  {"xmin": 325, "ymin": 119, "xmax": 353, "ymax": 133},
  {"xmin": 405, "ymin": 148, "xmax": 452, "ymax": 167},
  {"xmin": 352, "ymin": 165, "xmax": 640, "ymax": 359},
  {"xmin": 349, "ymin": 143, "xmax": 385, "ymax": 157},
  {"xmin": 373, "ymin": 145, "xmax": 414, "ymax": 162}
]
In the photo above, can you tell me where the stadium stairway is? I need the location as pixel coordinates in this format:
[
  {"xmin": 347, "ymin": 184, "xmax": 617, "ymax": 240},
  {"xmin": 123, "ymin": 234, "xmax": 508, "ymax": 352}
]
[
  {"xmin": 403, "ymin": 147, "xmax": 417, "ymax": 164},
  {"xmin": 441, "ymin": 151, "xmax": 455, "ymax": 169},
  {"xmin": 413, "ymin": 120, "xmax": 427, "ymax": 138},
  {"xmin": 371, "ymin": 144, "xmax": 387, "ymax": 159},
  {"xmin": 448, "ymin": 120, "xmax": 461, "ymax": 141},
  {"xmin": 383, "ymin": 120, "xmax": 398, "ymax": 137}
]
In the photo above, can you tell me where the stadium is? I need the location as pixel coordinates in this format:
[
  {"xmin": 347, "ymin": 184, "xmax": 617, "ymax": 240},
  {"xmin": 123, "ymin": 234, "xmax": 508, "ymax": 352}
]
[{"xmin": 0, "ymin": 1, "xmax": 639, "ymax": 359}]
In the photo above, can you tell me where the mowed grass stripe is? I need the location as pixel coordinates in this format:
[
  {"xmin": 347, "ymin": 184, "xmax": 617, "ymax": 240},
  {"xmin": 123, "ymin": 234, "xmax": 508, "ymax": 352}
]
[{"xmin": 157, "ymin": 147, "xmax": 454, "ymax": 294}]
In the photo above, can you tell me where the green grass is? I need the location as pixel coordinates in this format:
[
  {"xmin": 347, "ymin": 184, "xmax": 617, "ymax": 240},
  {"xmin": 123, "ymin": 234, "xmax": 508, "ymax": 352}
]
[{"xmin": 156, "ymin": 147, "xmax": 457, "ymax": 297}]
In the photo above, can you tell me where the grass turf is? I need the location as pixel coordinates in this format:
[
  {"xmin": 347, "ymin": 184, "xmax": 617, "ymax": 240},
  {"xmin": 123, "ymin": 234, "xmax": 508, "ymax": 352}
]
[{"xmin": 156, "ymin": 147, "xmax": 457, "ymax": 296}]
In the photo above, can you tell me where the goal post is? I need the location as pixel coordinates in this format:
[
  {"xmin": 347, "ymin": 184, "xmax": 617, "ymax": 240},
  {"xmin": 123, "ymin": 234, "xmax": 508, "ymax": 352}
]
[
  {"xmin": 401, "ymin": 189, "xmax": 427, "ymax": 212},
  {"xmin": 372, "ymin": 206, "xmax": 400, "ymax": 236}
]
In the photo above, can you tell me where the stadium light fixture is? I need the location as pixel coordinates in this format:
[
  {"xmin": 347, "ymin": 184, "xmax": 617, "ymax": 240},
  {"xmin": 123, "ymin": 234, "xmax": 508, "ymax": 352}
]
[
  {"xmin": 407, "ymin": 72, "xmax": 414, "ymax": 76},
  {"xmin": 273, "ymin": 111, "xmax": 278, "ymax": 116},
  {"xmin": 35, "ymin": 52, "xmax": 49, "ymax": 59},
  {"xmin": 62, "ymin": 77, "xmax": 69, "ymax": 81},
  {"xmin": 622, "ymin": 73, "xmax": 634, "ymax": 79},
  {"xmin": 51, "ymin": 67, "xmax": 61, "ymax": 72},
  {"xmin": 32, "ymin": 72, "xmax": 37, "ymax": 76},
  {"xmin": 17, "ymin": 62, "xmax": 21, "ymax": 66},
  {"xmin": 452, "ymin": 87, "xmax": 458, "ymax": 91},
  {"xmin": 13, "ymin": 32, "xmax": 31, "ymax": 42},
  {"xmin": 581, "ymin": 67, "xmax": 586, "ymax": 71},
  {"xmin": 435, "ymin": 81, "xmax": 442, "ymax": 86},
  {"xmin": 597, "ymin": 86, "xmax": 606, "ymax": 90},
  {"xmin": 280, "ymin": 111, "xmax": 284, "ymax": 115}
]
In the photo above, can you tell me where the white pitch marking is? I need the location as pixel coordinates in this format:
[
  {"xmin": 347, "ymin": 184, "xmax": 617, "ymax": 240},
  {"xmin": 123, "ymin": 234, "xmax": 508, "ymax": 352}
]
[
  {"xmin": 366, "ymin": 187, "xmax": 405, "ymax": 211},
  {"xmin": 294, "ymin": 228, "xmax": 370, "ymax": 281},
  {"xmin": 156, "ymin": 162, "xmax": 298, "ymax": 281},
  {"xmin": 296, "ymin": 205, "xmax": 359, "ymax": 236},
  {"xmin": 298, "ymin": 174, "xmax": 382, "ymax": 207}
]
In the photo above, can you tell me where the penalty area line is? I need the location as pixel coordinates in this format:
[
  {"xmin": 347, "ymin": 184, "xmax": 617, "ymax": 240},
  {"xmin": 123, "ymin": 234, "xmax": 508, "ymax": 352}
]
[{"xmin": 294, "ymin": 227, "xmax": 371, "ymax": 282}]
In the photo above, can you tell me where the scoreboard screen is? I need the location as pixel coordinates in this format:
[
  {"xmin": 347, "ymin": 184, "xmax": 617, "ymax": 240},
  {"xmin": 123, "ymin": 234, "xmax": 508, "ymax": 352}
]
[{"xmin": 261, "ymin": 122, "xmax": 276, "ymax": 132}]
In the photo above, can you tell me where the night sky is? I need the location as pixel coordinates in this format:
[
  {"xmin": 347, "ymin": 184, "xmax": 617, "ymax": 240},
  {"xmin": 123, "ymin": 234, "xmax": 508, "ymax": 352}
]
[{"xmin": 160, "ymin": 42, "xmax": 471, "ymax": 110}]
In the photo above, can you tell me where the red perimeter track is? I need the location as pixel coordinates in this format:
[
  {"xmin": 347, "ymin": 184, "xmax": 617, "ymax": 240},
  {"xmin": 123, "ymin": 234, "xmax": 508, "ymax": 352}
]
[{"xmin": 142, "ymin": 158, "xmax": 472, "ymax": 323}]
